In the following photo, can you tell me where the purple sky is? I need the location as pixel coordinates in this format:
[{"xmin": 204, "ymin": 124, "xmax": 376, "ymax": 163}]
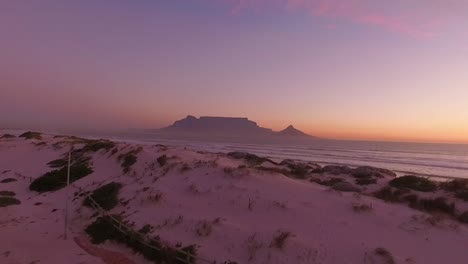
[{"xmin": 1, "ymin": 1, "xmax": 467, "ymax": 143}]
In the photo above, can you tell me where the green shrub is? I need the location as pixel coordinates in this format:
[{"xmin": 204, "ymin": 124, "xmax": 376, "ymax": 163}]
[
  {"xmin": 389, "ymin": 175, "xmax": 437, "ymax": 192},
  {"xmin": 19, "ymin": 131, "xmax": 42, "ymax": 140},
  {"xmin": 0, "ymin": 178, "xmax": 17, "ymax": 183},
  {"xmin": 289, "ymin": 166, "xmax": 309, "ymax": 179},
  {"xmin": 84, "ymin": 182, "xmax": 122, "ymax": 210},
  {"xmin": 0, "ymin": 191, "xmax": 15, "ymax": 196},
  {"xmin": 0, "ymin": 197, "xmax": 21, "ymax": 207},
  {"xmin": 157, "ymin": 155, "xmax": 167, "ymax": 167},
  {"xmin": 86, "ymin": 216, "xmax": 198, "ymax": 264},
  {"xmin": 29, "ymin": 163, "xmax": 93, "ymax": 192}
]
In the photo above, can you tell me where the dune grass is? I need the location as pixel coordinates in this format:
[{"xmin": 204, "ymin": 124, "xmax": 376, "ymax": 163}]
[{"xmin": 83, "ymin": 182, "xmax": 123, "ymax": 211}]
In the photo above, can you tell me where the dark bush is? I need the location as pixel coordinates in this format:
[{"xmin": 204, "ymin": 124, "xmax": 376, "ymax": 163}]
[
  {"xmin": 29, "ymin": 163, "xmax": 93, "ymax": 192},
  {"xmin": 0, "ymin": 178, "xmax": 17, "ymax": 183},
  {"xmin": 455, "ymin": 191, "xmax": 468, "ymax": 201},
  {"xmin": 227, "ymin": 152, "xmax": 276, "ymax": 166},
  {"xmin": 403, "ymin": 194, "xmax": 419, "ymax": 206},
  {"xmin": 157, "ymin": 155, "xmax": 167, "ymax": 167},
  {"xmin": 82, "ymin": 140, "xmax": 115, "ymax": 153},
  {"xmin": 352, "ymin": 166, "xmax": 396, "ymax": 178},
  {"xmin": 440, "ymin": 179, "xmax": 468, "ymax": 193},
  {"xmin": 0, "ymin": 197, "xmax": 21, "ymax": 207},
  {"xmin": 84, "ymin": 182, "xmax": 123, "ymax": 210},
  {"xmin": 0, "ymin": 191, "xmax": 16, "ymax": 196},
  {"xmin": 319, "ymin": 165, "xmax": 353, "ymax": 175},
  {"xmin": 86, "ymin": 216, "xmax": 198, "ymax": 264},
  {"xmin": 418, "ymin": 197, "xmax": 456, "ymax": 215},
  {"xmin": 356, "ymin": 178, "xmax": 377, "ymax": 185},
  {"xmin": 289, "ymin": 166, "xmax": 309, "ymax": 179},
  {"xmin": 47, "ymin": 158, "xmax": 69, "ymax": 168},
  {"xmin": 374, "ymin": 187, "xmax": 410, "ymax": 202},
  {"xmin": 121, "ymin": 154, "xmax": 137, "ymax": 174},
  {"xmin": 0, "ymin": 134, "xmax": 15, "ymax": 139},
  {"xmin": 19, "ymin": 131, "xmax": 42, "ymax": 140},
  {"xmin": 311, "ymin": 177, "xmax": 343, "ymax": 186},
  {"xmin": 459, "ymin": 211, "xmax": 468, "ymax": 223},
  {"xmin": 389, "ymin": 175, "xmax": 437, "ymax": 192}
]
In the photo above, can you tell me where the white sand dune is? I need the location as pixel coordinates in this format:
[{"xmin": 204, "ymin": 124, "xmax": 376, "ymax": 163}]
[{"xmin": 1, "ymin": 132, "xmax": 467, "ymax": 264}]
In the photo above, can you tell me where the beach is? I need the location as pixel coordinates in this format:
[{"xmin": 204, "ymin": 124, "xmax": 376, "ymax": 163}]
[{"xmin": 1, "ymin": 132, "xmax": 468, "ymax": 264}]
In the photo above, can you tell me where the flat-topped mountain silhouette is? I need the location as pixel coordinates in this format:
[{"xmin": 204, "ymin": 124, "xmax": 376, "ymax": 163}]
[
  {"xmin": 128, "ymin": 115, "xmax": 320, "ymax": 144},
  {"xmin": 161, "ymin": 115, "xmax": 273, "ymax": 135}
]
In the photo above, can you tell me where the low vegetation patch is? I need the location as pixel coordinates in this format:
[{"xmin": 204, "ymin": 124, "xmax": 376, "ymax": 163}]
[
  {"xmin": 458, "ymin": 211, "xmax": 468, "ymax": 223},
  {"xmin": 0, "ymin": 191, "xmax": 15, "ymax": 196},
  {"xmin": 30, "ymin": 162, "xmax": 93, "ymax": 192},
  {"xmin": 81, "ymin": 139, "xmax": 116, "ymax": 153},
  {"xmin": 84, "ymin": 182, "xmax": 123, "ymax": 210},
  {"xmin": 0, "ymin": 134, "xmax": 15, "ymax": 139},
  {"xmin": 374, "ymin": 187, "xmax": 410, "ymax": 203},
  {"xmin": 118, "ymin": 147, "xmax": 142, "ymax": 174},
  {"xmin": 86, "ymin": 216, "xmax": 198, "ymax": 264},
  {"xmin": 355, "ymin": 178, "xmax": 378, "ymax": 185},
  {"xmin": 352, "ymin": 202, "xmax": 373, "ymax": 213},
  {"xmin": 270, "ymin": 230, "xmax": 291, "ymax": 250},
  {"xmin": 418, "ymin": 197, "xmax": 456, "ymax": 215},
  {"xmin": 0, "ymin": 197, "xmax": 21, "ymax": 207},
  {"xmin": 19, "ymin": 131, "xmax": 42, "ymax": 140},
  {"xmin": 311, "ymin": 177, "xmax": 344, "ymax": 186},
  {"xmin": 157, "ymin": 154, "xmax": 167, "ymax": 167},
  {"xmin": 389, "ymin": 175, "xmax": 437, "ymax": 192},
  {"xmin": 374, "ymin": 247, "xmax": 396, "ymax": 264},
  {"xmin": 0, "ymin": 178, "xmax": 17, "ymax": 183},
  {"xmin": 227, "ymin": 152, "xmax": 276, "ymax": 166}
]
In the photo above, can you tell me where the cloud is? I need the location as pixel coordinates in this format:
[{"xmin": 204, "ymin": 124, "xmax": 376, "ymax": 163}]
[{"xmin": 226, "ymin": 0, "xmax": 460, "ymax": 37}]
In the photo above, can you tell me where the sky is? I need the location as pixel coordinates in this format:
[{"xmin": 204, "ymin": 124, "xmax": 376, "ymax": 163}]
[{"xmin": 1, "ymin": 0, "xmax": 468, "ymax": 143}]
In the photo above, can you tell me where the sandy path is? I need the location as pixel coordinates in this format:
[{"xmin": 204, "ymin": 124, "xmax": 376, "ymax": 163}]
[{"xmin": 74, "ymin": 237, "xmax": 136, "ymax": 264}]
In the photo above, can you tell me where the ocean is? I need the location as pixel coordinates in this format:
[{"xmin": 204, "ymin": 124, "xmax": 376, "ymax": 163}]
[{"xmin": 112, "ymin": 137, "xmax": 468, "ymax": 179}]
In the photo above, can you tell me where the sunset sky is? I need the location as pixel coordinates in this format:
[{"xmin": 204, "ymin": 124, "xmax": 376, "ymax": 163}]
[{"xmin": 1, "ymin": 1, "xmax": 468, "ymax": 143}]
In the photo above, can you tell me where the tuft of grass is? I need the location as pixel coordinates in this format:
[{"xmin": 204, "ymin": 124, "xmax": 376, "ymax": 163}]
[
  {"xmin": 352, "ymin": 202, "xmax": 373, "ymax": 213},
  {"xmin": 0, "ymin": 191, "xmax": 16, "ymax": 196},
  {"xmin": 270, "ymin": 231, "xmax": 291, "ymax": 250},
  {"xmin": 138, "ymin": 224, "xmax": 154, "ymax": 235},
  {"xmin": 455, "ymin": 191, "xmax": 468, "ymax": 201},
  {"xmin": 441, "ymin": 179, "xmax": 468, "ymax": 193},
  {"xmin": 157, "ymin": 155, "xmax": 167, "ymax": 167},
  {"xmin": 0, "ymin": 178, "xmax": 17, "ymax": 184},
  {"xmin": 0, "ymin": 197, "xmax": 21, "ymax": 207},
  {"xmin": 389, "ymin": 175, "xmax": 437, "ymax": 192},
  {"xmin": 374, "ymin": 247, "xmax": 396, "ymax": 264},
  {"xmin": 118, "ymin": 147, "xmax": 142, "ymax": 174},
  {"xmin": 19, "ymin": 131, "xmax": 42, "ymax": 140},
  {"xmin": 84, "ymin": 182, "xmax": 123, "ymax": 211}
]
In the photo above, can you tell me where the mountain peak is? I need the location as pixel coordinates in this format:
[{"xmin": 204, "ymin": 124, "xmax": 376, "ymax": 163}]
[{"xmin": 278, "ymin": 125, "xmax": 310, "ymax": 137}]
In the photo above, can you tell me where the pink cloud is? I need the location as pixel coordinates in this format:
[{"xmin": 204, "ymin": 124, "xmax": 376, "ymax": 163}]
[{"xmin": 226, "ymin": 0, "xmax": 448, "ymax": 37}]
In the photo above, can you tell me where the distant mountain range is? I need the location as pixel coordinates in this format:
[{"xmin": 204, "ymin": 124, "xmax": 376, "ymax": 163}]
[{"xmin": 143, "ymin": 115, "xmax": 319, "ymax": 143}]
